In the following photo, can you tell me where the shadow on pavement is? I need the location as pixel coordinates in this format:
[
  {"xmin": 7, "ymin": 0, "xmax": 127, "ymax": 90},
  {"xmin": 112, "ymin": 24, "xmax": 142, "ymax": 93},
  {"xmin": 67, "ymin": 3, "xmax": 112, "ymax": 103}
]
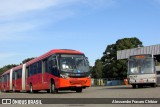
[
  {"xmin": 105, "ymin": 85, "xmax": 157, "ymax": 90},
  {"xmin": 27, "ymin": 91, "xmax": 76, "ymax": 94}
]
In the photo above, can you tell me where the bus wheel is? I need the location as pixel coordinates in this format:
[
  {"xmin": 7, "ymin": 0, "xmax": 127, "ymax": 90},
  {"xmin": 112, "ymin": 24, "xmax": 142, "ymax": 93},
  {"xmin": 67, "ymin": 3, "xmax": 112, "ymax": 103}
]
[
  {"xmin": 151, "ymin": 83, "xmax": 156, "ymax": 88},
  {"xmin": 132, "ymin": 85, "xmax": 136, "ymax": 89},
  {"xmin": 50, "ymin": 81, "xmax": 58, "ymax": 94},
  {"xmin": 30, "ymin": 84, "xmax": 33, "ymax": 93},
  {"xmin": 12, "ymin": 86, "xmax": 15, "ymax": 92},
  {"xmin": 138, "ymin": 85, "xmax": 143, "ymax": 88},
  {"xmin": 47, "ymin": 89, "xmax": 50, "ymax": 93},
  {"xmin": 76, "ymin": 88, "xmax": 82, "ymax": 93},
  {"xmin": 3, "ymin": 88, "xmax": 6, "ymax": 92}
]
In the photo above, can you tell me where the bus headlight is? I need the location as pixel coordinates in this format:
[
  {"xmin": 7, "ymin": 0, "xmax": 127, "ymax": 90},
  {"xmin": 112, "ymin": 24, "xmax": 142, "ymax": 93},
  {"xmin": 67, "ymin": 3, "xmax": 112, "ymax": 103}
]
[
  {"xmin": 60, "ymin": 73, "xmax": 69, "ymax": 79},
  {"xmin": 88, "ymin": 74, "xmax": 91, "ymax": 78},
  {"xmin": 150, "ymin": 76, "xmax": 156, "ymax": 79}
]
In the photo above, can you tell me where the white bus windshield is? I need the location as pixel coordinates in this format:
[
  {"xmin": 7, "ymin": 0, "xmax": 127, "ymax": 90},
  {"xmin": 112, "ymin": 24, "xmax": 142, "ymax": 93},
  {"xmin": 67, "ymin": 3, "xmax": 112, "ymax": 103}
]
[
  {"xmin": 59, "ymin": 54, "xmax": 89, "ymax": 73},
  {"xmin": 128, "ymin": 58, "xmax": 155, "ymax": 74}
]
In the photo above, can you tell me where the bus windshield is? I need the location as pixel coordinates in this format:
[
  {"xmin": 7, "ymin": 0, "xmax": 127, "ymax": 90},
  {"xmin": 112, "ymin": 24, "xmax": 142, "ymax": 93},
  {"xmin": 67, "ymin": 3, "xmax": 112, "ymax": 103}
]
[
  {"xmin": 128, "ymin": 58, "xmax": 155, "ymax": 74},
  {"xmin": 59, "ymin": 54, "xmax": 89, "ymax": 74}
]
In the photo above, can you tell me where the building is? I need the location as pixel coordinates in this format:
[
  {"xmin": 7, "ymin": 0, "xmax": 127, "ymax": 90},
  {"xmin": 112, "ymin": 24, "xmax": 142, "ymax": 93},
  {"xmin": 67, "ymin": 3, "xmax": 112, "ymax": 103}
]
[{"xmin": 117, "ymin": 44, "xmax": 160, "ymax": 62}]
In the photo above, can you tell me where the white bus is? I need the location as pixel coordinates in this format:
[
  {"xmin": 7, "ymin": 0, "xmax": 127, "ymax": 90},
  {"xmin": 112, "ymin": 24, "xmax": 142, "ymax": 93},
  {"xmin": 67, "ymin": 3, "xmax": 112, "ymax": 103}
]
[
  {"xmin": 127, "ymin": 54, "xmax": 159, "ymax": 88},
  {"xmin": 156, "ymin": 66, "xmax": 160, "ymax": 86}
]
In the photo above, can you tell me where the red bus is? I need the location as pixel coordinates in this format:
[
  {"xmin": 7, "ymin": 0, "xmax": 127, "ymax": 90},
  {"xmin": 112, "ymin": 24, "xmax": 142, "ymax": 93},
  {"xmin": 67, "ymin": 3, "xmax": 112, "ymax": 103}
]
[
  {"xmin": 0, "ymin": 76, "xmax": 1, "ymax": 91},
  {"xmin": 1, "ymin": 70, "xmax": 10, "ymax": 92},
  {"xmin": 12, "ymin": 65, "xmax": 24, "ymax": 92},
  {"xmin": 0, "ymin": 49, "xmax": 91, "ymax": 93}
]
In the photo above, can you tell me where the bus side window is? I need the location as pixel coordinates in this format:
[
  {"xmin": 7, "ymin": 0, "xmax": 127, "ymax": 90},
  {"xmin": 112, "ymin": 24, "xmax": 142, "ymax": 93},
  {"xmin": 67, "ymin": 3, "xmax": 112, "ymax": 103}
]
[
  {"xmin": 26, "ymin": 67, "xmax": 29, "ymax": 78},
  {"xmin": 156, "ymin": 71, "xmax": 160, "ymax": 75},
  {"xmin": 12, "ymin": 71, "xmax": 15, "ymax": 80},
  {"xmin": 42, "ymin": 59, "xmax": 47, "ymax": 74},
  {"xmin": 2, "ymin": 76, "xmax": 3, "ymax": 83},
  {"xmin": 17, "ymin": 69, "xmax": 22, "ymax": 79},
  {"xmin": 46, "ymin": 58, "xmax": 50, "ymax": 73},
  {"xmin": 47, "ymin": 60, "xmax": 52, "ymax": 74},
  {"xmin": 51, "ymin": 58, "xmax": 59, "ymax": 76},
  {"xmin": 47, "ymin": 56, "xmax": 56, "ymax": 73},
  {"xmin": 47, "ymin": 56, "xmax": 58, "ymax": 76},
  {"xmin": 33, "ymin": 63, "xmax": 37, "ymax": 75},
  {"xmin": 15, "ymin": 71, "xmax": 17, "ymax": 80},
  {"xmin": 3, "ymin": 75, "xmax": 6, "ymax": 86},
  {"xmin": 29, "ymin": 65, "xmax": 33, "ymax": 76},
  {"xmin": 37, "ymin": 61, "xmax": 42, "ymax": 74},
  {"xmin": 28, "ymin": 66, "xmax": 31, "ymax": 77},
  {"xmin": 2, "ymin": 76, "xmax": 4, "ymax": 83},
  {"xmin": 7, "ymin": 74, "xmax": 10, "ymax": 81}
]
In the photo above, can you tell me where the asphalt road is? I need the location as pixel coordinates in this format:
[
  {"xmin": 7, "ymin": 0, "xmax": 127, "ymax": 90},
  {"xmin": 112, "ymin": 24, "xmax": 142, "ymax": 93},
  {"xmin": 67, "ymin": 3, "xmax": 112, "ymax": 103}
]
[{"xmin": 0, "ymin": 85, "xmax": 160, "ymax": 107}]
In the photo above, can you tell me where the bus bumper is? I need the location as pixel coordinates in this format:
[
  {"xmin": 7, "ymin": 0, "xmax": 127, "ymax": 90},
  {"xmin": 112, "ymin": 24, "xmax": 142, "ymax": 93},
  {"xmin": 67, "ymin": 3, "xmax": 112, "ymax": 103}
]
[{"xmin": 58, "ymin": 77, "xmax": 91, "ymax": 89}]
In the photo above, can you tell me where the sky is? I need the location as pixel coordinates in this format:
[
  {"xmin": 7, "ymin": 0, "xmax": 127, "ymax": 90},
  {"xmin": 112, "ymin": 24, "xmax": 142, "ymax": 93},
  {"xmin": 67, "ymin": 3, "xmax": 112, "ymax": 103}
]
[{"xmin": 0, "ymin": 0, "xmax": 160, "ymax": 67}]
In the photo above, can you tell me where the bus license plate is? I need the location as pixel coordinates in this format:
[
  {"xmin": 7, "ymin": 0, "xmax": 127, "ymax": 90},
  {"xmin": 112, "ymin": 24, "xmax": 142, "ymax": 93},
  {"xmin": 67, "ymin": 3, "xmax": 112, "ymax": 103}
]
[
  {"xmin": 76, "ymin": 85, "xmax": 81, "ymax": 87},
  {"xmin": 139, "ymin": 80, "xmax": 144, "ymax": 83}
]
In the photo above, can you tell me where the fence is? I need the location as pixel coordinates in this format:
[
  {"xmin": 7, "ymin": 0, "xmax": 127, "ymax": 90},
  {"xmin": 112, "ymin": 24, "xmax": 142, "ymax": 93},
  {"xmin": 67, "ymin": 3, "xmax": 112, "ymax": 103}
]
[{"xmin": 91, "ymin": 78, "xmax": 125, "ymax": 86}]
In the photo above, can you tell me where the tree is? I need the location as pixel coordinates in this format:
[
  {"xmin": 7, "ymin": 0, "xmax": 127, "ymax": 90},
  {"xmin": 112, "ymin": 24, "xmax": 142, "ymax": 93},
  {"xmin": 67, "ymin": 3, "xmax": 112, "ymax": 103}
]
[
  {"xmin": 101, "ymin": 37, "xmax": 143, "ymax": 78},
  {"xmin": 92, "ymin": 59, "xmax": 103, "ymax": 78},
  {"xmin": 0, "ymin": 57, "xmax": 35, "ymax": 75},
  {"xmin": 0, "ymin": 64, "xmax": 18, "ymax": 75},
  {"xmin": 22, "ymin": 57, "xmax": 35, "ymax": 64}
]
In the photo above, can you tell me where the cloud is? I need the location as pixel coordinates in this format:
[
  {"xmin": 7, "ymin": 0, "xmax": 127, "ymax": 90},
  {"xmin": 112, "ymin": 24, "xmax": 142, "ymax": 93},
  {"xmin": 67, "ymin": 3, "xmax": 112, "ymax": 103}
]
[
  {"xmin": 0, "ymin": 0, "xmax": 115, "ymax": 18},
  {"xmin": 0, "ymin": 52, "xmax": 19, "ymax": 67},
  {"xmin": 0, "ymin": 52, "xmax": 18, "ymax": 59},
  {"xmin": 154, "ymin": 0, "xmax": 160, "ymax": 3},
  {"xmin": 0, "ymin": 0, "xmax": 116, "ymax": 42},
  {"xmin": 0, "ymin": 22, "xmax": 35, "ymax": 33},
  {"xmin": 0, "ymin": 0, "xmax": 76, "ymax": 41},
  {"xmin": 0, "ymin": 0, "xmax": 117, "ymax": 67},
  {"xmin": 0, "ymin": 0, "xmax": 61, "ymax": 17},
  {"xmin": 79, "ymin": 0, "xmax": 116, "ymax": 9}
]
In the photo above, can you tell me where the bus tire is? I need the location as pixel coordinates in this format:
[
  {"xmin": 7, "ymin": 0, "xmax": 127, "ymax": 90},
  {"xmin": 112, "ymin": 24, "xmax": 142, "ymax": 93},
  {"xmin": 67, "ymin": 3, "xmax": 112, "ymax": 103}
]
[
  {"xmin": 76, "ymin": 88, "xmax": 82, "ymax": 93},
  {"xmin": 12, "ymin": 85, "xmax": 15, "ymax": 92},
  {"xmin": 132, "ymin": 85, "xmax": 136, "ymax": 89},
  {"xmin": 151, "ymin": 83, "xmax": 156, "ymax": 88},
  {"xmin": 138, "ymin": 85, "xmax": 143, "ymax": 88},
  {"xmin": 3, "ymin": 88, "xmax": 6, "ymax": 92},
  {"xmin": 47, "ymin": 89, "xmax": 50, "ymax": 93},
  {"xmin": 50, "ymin": 81, "xmax": 58, "ymax": 94},
  {"xmin": 30, "ymin": 84, "xmax": 34, "ymax": 93}
]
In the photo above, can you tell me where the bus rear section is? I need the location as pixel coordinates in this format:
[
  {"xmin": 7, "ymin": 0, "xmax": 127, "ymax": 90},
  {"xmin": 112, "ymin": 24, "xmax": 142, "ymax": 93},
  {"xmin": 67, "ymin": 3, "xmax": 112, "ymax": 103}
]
[
  {"xmin": 1, "ymin": 71, "xmax": 10, "ymax": 92},
  {"xmin": 128, "ymin": 54, "xmax": 157, "ymax": 88},
  {"xmin": 0, "ymin": 76, "xmax": 2, "ymax": 91},
  {"xmin": 12, "ymin": 67, "xmax": 23, "ymax": 92}
]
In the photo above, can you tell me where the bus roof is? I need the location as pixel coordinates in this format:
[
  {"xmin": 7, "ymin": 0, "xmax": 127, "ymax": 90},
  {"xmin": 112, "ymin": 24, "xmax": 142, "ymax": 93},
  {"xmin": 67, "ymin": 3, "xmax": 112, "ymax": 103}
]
[
  {"xmin": 26, "ymin": 49, "xmax": 84, "ymax": 66},
  {"xmin": 1, "ymin": 69, "xmax": 11, "ymax": 76},
  {"xmin": 1, "ymin": 65, "xmax": 23, "ymax": 76},
  {"xmin": 13, "ymin": 65, "xmax": 23, "ymax": 71},
  {"xmin": 0, "ymin": 49, "xmax": 84, "ymax": 76}
]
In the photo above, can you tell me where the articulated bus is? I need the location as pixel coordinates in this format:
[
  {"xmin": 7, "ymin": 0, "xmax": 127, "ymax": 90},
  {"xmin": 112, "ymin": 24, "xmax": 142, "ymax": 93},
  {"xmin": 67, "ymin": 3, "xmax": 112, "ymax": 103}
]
[
  {"xmin": 0, "ymin": 76, "xmax": 1, "ymax": 91},
  {"xmin": 0, "ymin": 77, "xmax": 1, "ymax": 91},
  {"xmin": 128, "ymin": 54, "xmax": 160, "ymax": 88},
  {"xmin": 0, "ymin": 49, "xmax": 91, "ymax": 93}
]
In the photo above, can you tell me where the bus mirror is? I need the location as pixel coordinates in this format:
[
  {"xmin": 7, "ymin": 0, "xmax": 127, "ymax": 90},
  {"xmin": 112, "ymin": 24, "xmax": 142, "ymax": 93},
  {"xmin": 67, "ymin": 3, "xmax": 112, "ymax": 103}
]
[
  {"xmin": 85, "ymin": 57, "xmax": 89, "ymax": 64},
  {"xmin": 85, "ymin": 57, "xmax": 88, "ymax": 60},
  {"xmin": 155, "ymin": 60, "xmax": 158, "ymax": 66}
]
